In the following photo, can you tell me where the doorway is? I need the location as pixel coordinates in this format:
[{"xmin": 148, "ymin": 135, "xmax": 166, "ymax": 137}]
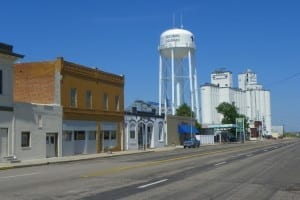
[
  {"xmin": 138, "ymin": 123, "xmax": 145, "ymax": 149},
  {"xmin": 146, "ymin": 124, "xmax": 153, "ymax": 148},
  {"xmin": 0, "ymin": 128, "xmax": 8, "ymax": 161},
  {"xmin": 46, "ymin": 133, "xmax": 58, "ymax": 158}
]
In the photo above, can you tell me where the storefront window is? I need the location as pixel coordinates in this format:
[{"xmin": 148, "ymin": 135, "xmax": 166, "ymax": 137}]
[{"xmin": 74, "ymin": 131, "xmax": 85, "ymax": 140}]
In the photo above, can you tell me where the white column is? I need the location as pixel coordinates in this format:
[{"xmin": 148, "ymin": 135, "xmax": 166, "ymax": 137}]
[
  {"xmin": 171, "ymin": 49, "xmax": 175, "ymax": 115},
  {"xmin": 188, "ymin": 50, "xmax": 194, "ymax": 112},
  {"xmin": 159, "ymin": 55, "xmax": 162, "ymax": 116},
  {"xmin": 176, "ymin": 80, "xmax": 181, "ymax": 107},
  {"xmin": 120, "ymin": 122, "xmax": 124, "ymax": 151},
  {"xmin": 193, "ymin": 62, "xmax": 200, "ymax": 122},
  {"xmin": 11, "ymin": 113, "xmax": 15, "ymax": 156}
]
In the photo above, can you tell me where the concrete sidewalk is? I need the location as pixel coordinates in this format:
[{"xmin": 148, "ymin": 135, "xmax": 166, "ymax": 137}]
[{"xmin": 0, "ymin": 146, "xmax": 179, "ymax": 170}]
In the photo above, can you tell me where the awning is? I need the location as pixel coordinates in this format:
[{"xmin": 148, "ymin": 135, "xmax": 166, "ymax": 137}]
[{"xmin": 178, "ymin": 124, "xmax": 199, "ymax": 134}]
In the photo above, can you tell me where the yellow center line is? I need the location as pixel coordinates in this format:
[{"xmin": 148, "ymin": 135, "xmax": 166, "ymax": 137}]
[{"xmin": 81, "ymin": 144, "xmax": 269, "ymax": 178}]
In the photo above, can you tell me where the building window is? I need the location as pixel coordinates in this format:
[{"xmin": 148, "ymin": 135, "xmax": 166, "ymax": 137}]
[
  {"xmin": 103, "ymin": 131, "xmax": 110, "ymax": 140},
  {"xmin": 159, "ymin": 123, "xmax": 164, "ymax": 141},
  {"xmin": 0, "ymin": 70, "xmax": 2, "ymax": 94},
  {"xmin": 86, "ymin": 90, "xmax": 92, "ymax": 109},
  {"xmin": 63, "ymin": 131, "xmax": 72, "ymax": 141},
  {"xmin": 21, "ymin": 132, "xmax": 30, "ymax": 147},
  {"xmin": 88, "ymin": 131, "xmax": 96, "ymax": 140},
  {"xmin": 37, "ymin": 115, "xmax": 42, "ymax": 128},
  {"xmin": 103, "ymin": 130, "xmax": 116, "ymax": 140},
  {"xmin": 101, "ymin": 127, "xmax": 117, "ymax": 150},
  {"xmin": 103, "ymin": 93, "xmax": 108, "ymax": 110},
  {"xmin": 70, "ymin": 88, "xmax": 77, "ymax": 107},
  {"xmin": 115, "ymin": 95, "xmax": 120, "ymax": 111},
  {"xmin": 74, "ymin": 131, "xmax": 85, "ymax": 140},
  {"xmin": 111, "ymin": 131, "xmax": 116, "ymax": 140},
  {"xmin": 130, "ymin": 124, "xmax": 135, "ymax": 139}
]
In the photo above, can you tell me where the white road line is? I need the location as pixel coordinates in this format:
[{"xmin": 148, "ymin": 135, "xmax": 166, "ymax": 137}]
[
  {"xmin": 137, "ymin": 179, "xmax": 168, "ymax": 189},
  {"xmin": 0, "ymin": 172, "xmax": 40, "ymax": 180},
  {"xmin": 214, "ymin": 161, "xmax": 227, "ymax": 166}
]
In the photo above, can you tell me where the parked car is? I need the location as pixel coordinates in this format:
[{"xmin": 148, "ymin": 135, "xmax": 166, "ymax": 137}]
[{"xmin": 183, "ymin": 137, "xmax": 200, "ymax": 148}]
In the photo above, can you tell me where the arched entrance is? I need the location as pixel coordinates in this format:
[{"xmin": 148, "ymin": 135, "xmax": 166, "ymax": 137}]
[
  {"xmin": 146, "ymin": 123, "xmax": 153, "ymax": 148},
  {"xmin": 138, "ymin": 123, "xmax": 145, "ymax": 149},
  {"xmin": 137, "ymin": 122, "xmax": 154, "ymax": 149}
]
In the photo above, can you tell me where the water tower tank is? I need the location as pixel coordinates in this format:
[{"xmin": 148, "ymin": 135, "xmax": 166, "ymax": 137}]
[
  {"xmin": 159, "ymin": 28, "xmax": 195, "ymax": 59},
  {"xmin": 158, "ymin": 27, "xmax": 200, "ymax": 123}
]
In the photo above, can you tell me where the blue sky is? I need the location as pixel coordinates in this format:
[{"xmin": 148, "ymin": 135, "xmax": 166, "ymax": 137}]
[{"xmin": 1, "ymin": 0, "xmax": 300, "ymax": 131}]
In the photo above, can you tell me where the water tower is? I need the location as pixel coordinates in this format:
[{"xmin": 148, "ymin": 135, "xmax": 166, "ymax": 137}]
[{"xmin": 158, "ymin": 28, "xmax": 200, "ymax": 122}]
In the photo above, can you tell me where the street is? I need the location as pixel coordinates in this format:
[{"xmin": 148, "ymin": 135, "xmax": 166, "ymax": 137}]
[{"xmin": 0, "ymin": 139, "xmax": 299, "ymax": 200}]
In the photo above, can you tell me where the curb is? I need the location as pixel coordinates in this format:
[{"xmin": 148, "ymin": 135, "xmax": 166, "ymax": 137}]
[
  {"xmin": 0, "ymin": 150, "xmax": 157, "ymax": 170},
  {"xmin": 0, "ymin": 165, "xmax": 15, "ymax": 170}
]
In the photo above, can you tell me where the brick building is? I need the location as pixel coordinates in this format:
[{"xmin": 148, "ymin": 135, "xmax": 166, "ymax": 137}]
[
  {"xmin": 14, "ymin": 57, "xmax": 125, "ymax": 155},
  {"xmin": 1, "ymin": 42, "xmax": 62, "ymax": 163}
]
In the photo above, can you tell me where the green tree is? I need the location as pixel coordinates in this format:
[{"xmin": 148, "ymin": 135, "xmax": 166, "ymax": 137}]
[
  {"xmin": 175, "ymin": 103, "xmax": 194, "ymax": 117},
  {"xmin": 216, "ymin": 102, "xmax": 238, "ymax": 124},
  {"xmin": 176, "ymin": 103, "xmax": 202, "ymax": 133},
  {"xmin": 238, "ymin": 114, "xmax": 249, "ymax": 130},
  {"xmin": 216, "ymin": 102, "xmax": 249, "ymax": 129},
  {"xmin": 195, "ymin": 121, "xmax": 202, "ymax": 133}
]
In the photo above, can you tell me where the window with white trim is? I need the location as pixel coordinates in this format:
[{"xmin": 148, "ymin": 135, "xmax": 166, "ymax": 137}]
[
  {"xmin": 74, "ymin": 131, "xmax": 85, "ymax": 140},
  {"xmin": 115, "ymin": 95, "xmax": 120, "ymax": 111},
  {"xmin": 88, "ymin": 131, "xmax": 96, "ymax": 140},
  {"xmin": 86, "ymin": 90, "xmax": 92, "ymax": 109},
  {"xmin": 21, "ymin": 132, "xmax": 30, "ymax": 147},
  {"xmin": 130, "ymin": 123, "xmax": 136, "ymax": 139},
  {"xmin": 103, "ymin": 93, "xmax": 108, "ymax": 110},
  {"xmin": 70, "ymin": 88, "xmax": 77, "ymax": 107},
  {"xmin": 63, "ymin": 131, "xmax": 72, "ymax": 141},
  {"xmin": 159, "ymin": 123, "xmax": 164, "ymax": 141}
]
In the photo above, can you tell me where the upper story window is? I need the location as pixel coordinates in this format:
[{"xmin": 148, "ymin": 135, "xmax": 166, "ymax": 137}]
[
  {"xmin": 115, "ymin": 95, "xmax": 120, "ymax": 111},
  {"xmin": 86, "ymin": 90, "xmax": 92, "ymax": 109},
  {"xmin": 70, "ymin": 88, "xmax": 77, "ymax": 107},
  {"xmin": 103, "ymin": 93, "xmax": 108, "ymax": 110},
  {"xmin": 0, "ymin": 70, "xmax": 2, "ymax": 95}
]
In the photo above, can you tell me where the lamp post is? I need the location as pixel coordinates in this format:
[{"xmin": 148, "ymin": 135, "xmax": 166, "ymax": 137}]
[
  {"xmin": 236, "ymin": 118, "xmax": 244, "ymax": 143},
  {"xmin": 190, "ymin": 105, "xmax": 193, "ymax": 139}
]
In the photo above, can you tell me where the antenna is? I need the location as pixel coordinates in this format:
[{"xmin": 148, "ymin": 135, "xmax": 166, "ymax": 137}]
[
  {"xmin": 180, "ymin": 13, "xmax": 183, "ymax": 29},
  {"xmin": 172, "ymin": 13, "xmax": 175, "ymax": 28}
]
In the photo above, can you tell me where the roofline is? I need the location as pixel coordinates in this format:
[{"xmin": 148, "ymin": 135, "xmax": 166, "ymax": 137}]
[{"xmin": 0, "ymin": 42, "xmax": 24, "ymax": 58}]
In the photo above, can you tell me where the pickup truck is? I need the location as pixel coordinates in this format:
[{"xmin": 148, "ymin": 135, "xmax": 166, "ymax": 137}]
[{"xmin": 183, "ymin": 137, "xmax": 200, "ymax": 148}]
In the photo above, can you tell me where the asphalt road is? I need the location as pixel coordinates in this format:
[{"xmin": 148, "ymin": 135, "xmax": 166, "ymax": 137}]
[{"xmin": 0, "ymin": 139, "xmax": 299, "ymax": 200}]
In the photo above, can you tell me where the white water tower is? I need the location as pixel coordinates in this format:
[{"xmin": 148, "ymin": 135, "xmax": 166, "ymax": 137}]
[{"xmin": 158, "ymin": 28, "xmax": 200, "ymax": 122}]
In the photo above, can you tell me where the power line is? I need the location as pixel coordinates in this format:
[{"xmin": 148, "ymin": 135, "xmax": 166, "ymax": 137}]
[{"xmin": 265, "ymin": 72, "xmax": 300, "ymax": 86}]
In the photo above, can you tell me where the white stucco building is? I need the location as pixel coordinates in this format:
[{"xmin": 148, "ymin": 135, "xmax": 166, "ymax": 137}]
[
  {"xmin": 14, "ymin": 102, "xmax": 62, "ymax": 160},
  {"xmin": 0, "ymin": 42, "xmax": 23, "ymax": 162},
  {"xmin": 0, "ymin": 42, "xmax": 62, "ymax": 163},
  {"xmin": 125, "ymin": 100, "xmax": 166, "ymax": 150},
  {"xmin": 201, "ymin": 69, "xmax": 272, "ymax": 135}
]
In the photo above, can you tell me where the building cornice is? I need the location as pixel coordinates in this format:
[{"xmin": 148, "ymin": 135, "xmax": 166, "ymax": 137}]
[
  {"xmin": 63, "ymin": 107, "xmax": 124, "ymax": 120},
  {"xmin": 62, "ymin": 61, "xmax": 124, "ymax": 85}
]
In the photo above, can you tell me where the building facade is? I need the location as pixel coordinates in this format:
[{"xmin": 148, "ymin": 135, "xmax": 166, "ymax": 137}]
[
  {"xmin": 201, "ymin": 69, "xmax": 271, "ymax": 136},
  {"xmin": 14, "ymin": 57, "xmax": 125, "ymax": 155},
  {"xmin": 124, "ymin": 100, "xmax": 166, "ymax": 150},
  {"xmin": 13, "ymin": 102, "xmax": 62, "ymax": 160},
  {"xmin": 0, "ymin": 43, "xmax": 23, "ymax": 162},
  {"xmin": 0, "ymin": 42, "xmax": 62, "ymax": 162}
]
